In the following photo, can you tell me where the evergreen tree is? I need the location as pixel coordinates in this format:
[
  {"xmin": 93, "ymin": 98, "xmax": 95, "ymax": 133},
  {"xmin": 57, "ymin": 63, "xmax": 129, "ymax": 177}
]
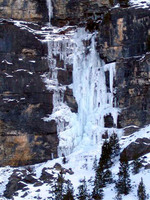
[
  {"xmin": 97, "ymin": 140, "xmax": 113, "ymax": 186},
  {"xmin": 92, "ymin": 140, "xmax": 113, "ymax": 199},
  {"xmin": 115, "ymin": 193, "xmax": 122, "ymax": 200},
  {"xmin": 77, "ymin": 178, "xmax": 89, "ymax": 200},
  {"xmin": 115, "ymin": 157, "xmax": 131, "ymax": 195},
  {"xmin": 63, "ymin": 180, "xmax": 74, "ymax": 200},
  {"xmin": 92, "ymin": 168, "xmax": 105, "ymax": 197},
  {"xmin": 137, "ymin": 178, "xmax": 147, "ymax": 200},
  {"xmin": 102, "ymin": 169, "xmax": 113, "ymax": 185},
  {"xmin": 92, "ymin": 168, "xmax": 104, "ymax": 199},
  {"xmin": 132, "ymin": 158, "xmax": 142, "ymax": 175},
  {"xmin": 98, "ymin": 139, "xmax": 112, "ymax": 170},
  {"xmin": 53, "ymin": 171, "xmax": 64, "ymax": 200},
  {"xmin": 109, "ymin": 132, "xmax": 120, "ymax": 159},
  {"xmin": 92, "ymin": 156, "xmax": 98, "ymax": 172},
  {"xmin": 92, "ymin": 182, "xmax": 104, "ymax": 200}
]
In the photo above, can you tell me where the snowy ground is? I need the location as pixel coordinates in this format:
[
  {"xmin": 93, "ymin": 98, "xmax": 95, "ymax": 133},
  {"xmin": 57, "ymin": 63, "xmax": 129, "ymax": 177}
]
[
  {"xmin": 0, "ymin": 126, "xmax": 150, "ymax": 200},
  {"xmin": 130, "ymin": 0, "xmax": 150, "ymax": 8}
]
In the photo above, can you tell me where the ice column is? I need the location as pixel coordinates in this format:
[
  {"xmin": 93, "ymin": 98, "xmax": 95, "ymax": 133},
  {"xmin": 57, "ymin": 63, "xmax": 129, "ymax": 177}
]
[{"xmin": 72, "ymin": 28, "xmax": 119, "ymax": 145}]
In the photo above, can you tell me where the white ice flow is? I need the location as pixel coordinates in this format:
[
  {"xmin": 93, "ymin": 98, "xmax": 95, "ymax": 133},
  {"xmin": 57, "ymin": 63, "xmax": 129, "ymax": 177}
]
[{"xmin": 43, "ymin": 27, "xmax": 120, "ymax": 157}]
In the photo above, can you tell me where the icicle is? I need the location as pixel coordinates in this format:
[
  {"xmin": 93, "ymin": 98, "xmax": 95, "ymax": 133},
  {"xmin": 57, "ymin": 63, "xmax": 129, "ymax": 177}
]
[{"xmin": 46, "ymin": 0, "xmax": 53, "ymax": 26}]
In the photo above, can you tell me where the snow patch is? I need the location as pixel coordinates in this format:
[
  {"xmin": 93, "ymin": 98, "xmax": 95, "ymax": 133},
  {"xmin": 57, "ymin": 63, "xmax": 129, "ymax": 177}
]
[{"xmin": 130, "ymin": 0, "xmax": 150, "ymax": 8}]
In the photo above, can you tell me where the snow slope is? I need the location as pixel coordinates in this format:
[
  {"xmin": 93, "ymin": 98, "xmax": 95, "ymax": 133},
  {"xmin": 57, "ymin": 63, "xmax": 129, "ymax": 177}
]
[
  {"xmin": 0, "ymin": 126, "xmax": 150, "ymax": 199},
  {"xmin": 130, "ymin": 0, "xmax": 150, "ymax": 8}
]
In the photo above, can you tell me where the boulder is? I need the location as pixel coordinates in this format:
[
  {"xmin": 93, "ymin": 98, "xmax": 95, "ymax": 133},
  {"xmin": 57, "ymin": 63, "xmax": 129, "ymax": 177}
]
[
  {"xmin": 121, "ymin": 138, "xmax": 150, "ymax": 161},
  {"xmin": 4, "ymin": 170, "xmax": 27, "ymax": 199}
]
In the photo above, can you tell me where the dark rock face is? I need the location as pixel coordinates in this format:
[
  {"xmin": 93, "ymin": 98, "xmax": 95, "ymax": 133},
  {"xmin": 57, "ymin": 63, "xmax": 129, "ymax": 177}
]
[
  {"xmin": 64, "ymin": 87, "xmax": 78, "ymax": 113},
  {"xmin": 104, "ymin": 114, "xmax": 114, "ymax": 128},
  {"xmin": 0, "ymin": 22, "xmax": 58, "ymax": 166},
  {"xmin": 96, "ymin": 7, "xmax": 150, "ymax": 134},
  {"xmin": 115, "ymin": 54, "xmax": 150, "ymax": 131},
  {"xmin": 0, "ymin": 0, "xmax": 48, "ymax": 22},
  {"xmin": 52, "ymin": 0, "xmax": 112, "ymax": 26},
  {"xmin": 57, "ymin": 67, "xmax": 72, "ymax": 85},
  {"xmin": 0, "ymin": 0, "xmax": 113, "ymax": 25},
  {"xmin": 121, "ymin": 138, "xmax": 150, "ymax": 161},
  {"xmin": 97, "ymin": 8, "xmax": 150, "ymax": 62}
]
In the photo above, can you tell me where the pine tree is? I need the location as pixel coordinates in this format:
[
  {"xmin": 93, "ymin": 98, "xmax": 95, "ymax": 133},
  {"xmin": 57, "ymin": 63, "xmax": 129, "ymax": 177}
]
[
  {"xmin": 77, "ymin": 178, "xmax": 89, "ymax": 200},
  {"xmin": 132, "ymin": 158, "xmax": 142, "ymax": 175},
  {"xmin": 99, "ymin": 139, "xmax": 112, "ymax": 170},
  {"xmin": 115, "ymin": 193, "xmax": 122, "ymax": 200},
  {"xmin": 53, "ymin": 171, "xmax": 64, "ymax": 200},
  {"xmin": 92, "ymin": 168, "xmax": 105, "ymax": 196},
  {"xmin": 92, "ymin": 140, "xmax": 113, "ymax": 199},
  {"xmin": 97, "ymin": 140, "xmax": 113, "ymax": 186},
  {"xmin": 115, "ymin": 157, "xmax": 131, "ymax": 195},
  {"xmin": 92, "ymin": 183, "xmax": 103, "ymax": 200},
  {"xmin": 92, "ymin": 170, "xmax": 104, "ymax": 199},
  {"xmin": 102, "ymin": 169, "xmax": 113, "ymax": 185},
  {"xmin": 109, "ymin": 132, "xmax": 120, "ymax": 159},
  {"xmin": 63, "ymin": 180, "xmax": 74, "ymax": 200},
  {"xmin": 92, "ymin": 156, "xmax": 98, "ymax": 172},
  {"xmin": 137, "ymin": 178, "xmax": 147, "ymax": 200}
]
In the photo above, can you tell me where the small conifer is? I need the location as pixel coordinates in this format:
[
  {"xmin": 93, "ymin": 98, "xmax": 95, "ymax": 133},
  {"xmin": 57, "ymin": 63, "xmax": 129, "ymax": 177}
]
[
  {"xmin": 53, "ymin": 171, "xmax": 64, "ymax": 200},
  {"xmin": 115, "ymin": 157, "xmax": 131, "ymax": 195},
  {"xmin": 63, "ymin": 180, "xmax": 74, "ymax": 200},
  {"xmin": 77, "ymin": 178, "xmax": 89, "ymax": 200},
  {"xmin": 109, "ymin": 132, "xmax": 120, "ymax": 159},
  {"xmin": 137, "ymin": 178, "xmax": 147, "ymax": 200},
  {"xmin": 93, "ymin": 156, "xmax": 98, "ymax": 172},
  {"xmin": 132, "ymin": 158, "xmax": 142, "ymax": 175}
]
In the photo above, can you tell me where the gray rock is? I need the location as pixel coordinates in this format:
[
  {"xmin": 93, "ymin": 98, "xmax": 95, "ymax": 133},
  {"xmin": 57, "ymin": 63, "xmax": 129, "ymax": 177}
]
[{"xmin": 121, "ymin": 138, "xmax": 150, "ymax": 161}]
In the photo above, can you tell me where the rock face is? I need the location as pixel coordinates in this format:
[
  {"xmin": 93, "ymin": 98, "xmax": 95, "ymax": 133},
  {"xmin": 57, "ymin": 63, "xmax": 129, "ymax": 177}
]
[
  {"xmin": 0, "ymin": 0, "xmax": 113, "ymax": 25},
  {"xmin": 51, "ymin": 0, "xmax": 112, "ymax": 26},
  {"xmin": 97, "ymin": 7, "xmax": 150, "ymax": 62},
  {"xmin": 0, "ymin": 0, "xmax": 48, "ymax": 22},
  {"xmin": 95, "ymin": 7, "xmax": 150, "ymax": 133},
  {"xmin": 115, "ymin": 55, "xmax": 150, "ymax": 131},
  {"xmin": 0, "ymin": 21, "xmax": 58, "ymax": 166}
]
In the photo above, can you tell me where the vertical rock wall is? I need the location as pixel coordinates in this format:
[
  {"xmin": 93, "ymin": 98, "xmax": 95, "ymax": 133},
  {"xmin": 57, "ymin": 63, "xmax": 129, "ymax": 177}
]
[
  {"xmin": 0, "ymin": 22, "xmax": 58, "ymax": 166},
  {"xmin": 0, "ymin": 0, "xmax": 48, "ymax": 22}
]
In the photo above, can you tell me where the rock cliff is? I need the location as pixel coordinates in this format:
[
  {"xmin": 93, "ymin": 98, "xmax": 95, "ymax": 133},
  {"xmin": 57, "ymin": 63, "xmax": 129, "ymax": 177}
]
[
  {"xmin": 0, "ymin": 21, "xmax": 58, "ymax": 166},
  {"xmin": 0, "ymin": 0, "xmax": 48, "ymax": 22}
]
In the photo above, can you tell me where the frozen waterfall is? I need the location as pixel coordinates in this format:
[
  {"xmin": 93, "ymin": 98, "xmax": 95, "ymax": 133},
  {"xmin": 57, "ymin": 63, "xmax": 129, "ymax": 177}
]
[{"xmin": 43, "ymin": 27, "xmax": 120, "ymax": 157}]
